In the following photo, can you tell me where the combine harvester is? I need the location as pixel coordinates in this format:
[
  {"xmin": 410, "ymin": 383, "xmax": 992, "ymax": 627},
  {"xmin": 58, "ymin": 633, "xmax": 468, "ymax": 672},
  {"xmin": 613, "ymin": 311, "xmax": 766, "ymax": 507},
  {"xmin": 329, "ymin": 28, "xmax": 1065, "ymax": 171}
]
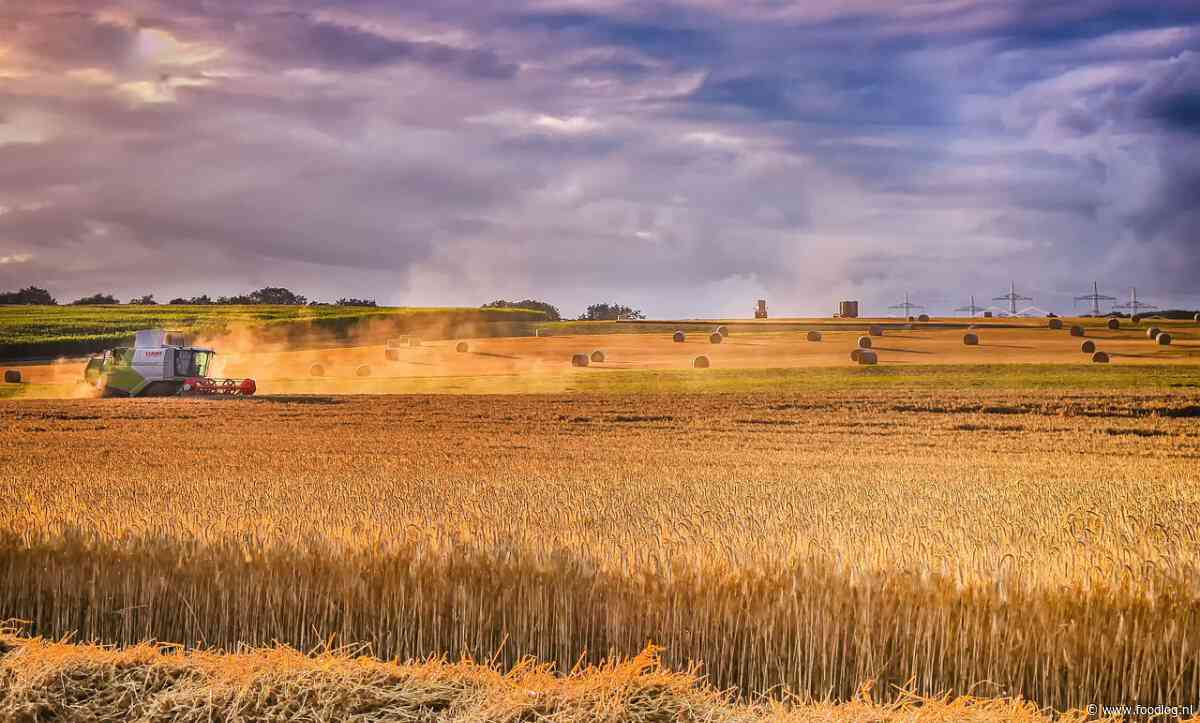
[{"xmin": 83, "ymin": 329, "xmax": 256, "ymax": 397}]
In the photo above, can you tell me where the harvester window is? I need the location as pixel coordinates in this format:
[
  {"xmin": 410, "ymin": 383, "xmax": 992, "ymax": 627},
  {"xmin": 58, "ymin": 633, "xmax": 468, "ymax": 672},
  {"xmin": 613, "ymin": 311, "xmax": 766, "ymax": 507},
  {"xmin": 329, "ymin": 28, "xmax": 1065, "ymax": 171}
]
[
  {"xmin": 174, "ymin": 350, "xmax": 212, "ymax": 377},
  {"xmin": 194, "ymin": 352, "xmax": 212, "ymax": 377}
]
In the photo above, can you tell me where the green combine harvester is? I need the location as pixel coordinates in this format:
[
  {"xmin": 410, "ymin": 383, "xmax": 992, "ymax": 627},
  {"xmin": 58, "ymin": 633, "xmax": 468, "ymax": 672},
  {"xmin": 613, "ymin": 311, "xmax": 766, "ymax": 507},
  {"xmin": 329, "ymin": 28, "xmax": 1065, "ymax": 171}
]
[{"xmin": 83, "ymin": 329, "xmax": 256, "ymax": 397}]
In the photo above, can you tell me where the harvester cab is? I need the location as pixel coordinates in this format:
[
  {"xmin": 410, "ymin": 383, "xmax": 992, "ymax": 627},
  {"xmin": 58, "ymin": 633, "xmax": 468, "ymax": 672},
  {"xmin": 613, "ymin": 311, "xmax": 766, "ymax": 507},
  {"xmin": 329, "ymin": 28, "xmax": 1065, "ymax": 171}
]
[{"xmin": 84, "ymin": 329, "xmax": 256, "ymax": 397}]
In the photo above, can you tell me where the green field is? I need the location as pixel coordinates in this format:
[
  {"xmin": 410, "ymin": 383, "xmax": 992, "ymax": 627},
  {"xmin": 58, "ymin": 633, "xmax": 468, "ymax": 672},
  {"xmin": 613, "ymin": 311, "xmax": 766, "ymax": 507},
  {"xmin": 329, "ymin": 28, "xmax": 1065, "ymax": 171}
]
[{"xmin": 0, "ymin": 304, "xmax": 546, "ymax": 360}]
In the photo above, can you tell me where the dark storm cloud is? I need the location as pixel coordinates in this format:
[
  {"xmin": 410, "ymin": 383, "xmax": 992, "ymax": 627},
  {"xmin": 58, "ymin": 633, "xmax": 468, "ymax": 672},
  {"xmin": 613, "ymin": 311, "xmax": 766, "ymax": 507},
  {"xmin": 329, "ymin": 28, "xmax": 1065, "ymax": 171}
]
[
  {"xmin": 243, "ymin": 14, "xmax": 518, "ymax": 78},
  {"xmin": 2, "ymin": 0, "xmax": 1199, "ymax": 313},
  {"xmin": 4, "ymin": 10, "xmax": 139, "ymax": 68},
  {"xmin": 509, "ymin": 11, "xmax": 720, "ymax": 60}
]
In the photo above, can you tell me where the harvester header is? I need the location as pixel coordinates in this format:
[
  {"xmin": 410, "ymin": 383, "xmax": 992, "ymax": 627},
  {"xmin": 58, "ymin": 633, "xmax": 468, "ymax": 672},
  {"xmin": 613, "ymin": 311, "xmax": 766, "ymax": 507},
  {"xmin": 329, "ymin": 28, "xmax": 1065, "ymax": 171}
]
[{"xmin": 83, "ymin": 329, "xmax": 256, "ymax": 397}]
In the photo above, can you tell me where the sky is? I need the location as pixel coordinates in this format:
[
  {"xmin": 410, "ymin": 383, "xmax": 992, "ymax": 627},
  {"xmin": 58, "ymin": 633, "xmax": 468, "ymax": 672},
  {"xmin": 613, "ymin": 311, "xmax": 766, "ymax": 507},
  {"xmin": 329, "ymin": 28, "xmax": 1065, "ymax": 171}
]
[{"xmin": 0, "ymin": 1, "xmax": 1198, "ymax": 318}]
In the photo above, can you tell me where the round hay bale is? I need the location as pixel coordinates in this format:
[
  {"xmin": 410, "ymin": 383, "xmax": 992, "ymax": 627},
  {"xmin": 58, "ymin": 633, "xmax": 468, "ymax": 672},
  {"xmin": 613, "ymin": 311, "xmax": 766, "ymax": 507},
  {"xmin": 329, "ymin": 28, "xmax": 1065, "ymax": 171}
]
[
  {"xmin": 355, "ymin": 365, "xmax": 372, "ymax": 377},
  {"xmin": 918, "ymin": 313, "xmax": 930, "ymax": 323},
  {"xmin": 571, "ymin": 353, "xmax": 590, "ymax": 367},
  {"xmin": 907, "ymin": 316, "xmax": 914, "ymax": 322},
  {"xmin": 869, "ymin": 325, "xmax": 884, "ymax": 336},
  {"xmin": 308, "ymin": 363, "xmax": 325, "ymax": 378},
  {"xmin": 3, "ymin": 370, "xmax": 21, "ymax": 384},
  {"xmin": 806, "ymin": 331, "xmax": 822, "ymax": 342},
  {"xmin": 1092, "ymin": 351, "xmax": 1110, "ymax": 363},
  {"xmin": 856, "ymin": 349, "xmax": 878, "ymax": 365},
  {"xmin": 963, "ymin": 333, "xmax": 979, "ymax": 346},
  {"xmin": 716, "ymin": 325, "xmax": 729, "ymax": 338},
  {"xmin": 590, "ymin": 350, "xmax": 605, "ymax": 363},
  {"xmin": 1107, "ymin": 318, "xmax": 1120, "ymax": 330},
  {"xmin": 709, "ymin": 332, "xmax": 723, "ymax": 344},
  {"xmin": 1146, "ymin": 327, "xmax": 1161, "ymax": 339},
  {"xmin": 1156, "ymin": 332, "xmax": 1172, "ymax": 346},
  {"xmin": 693, "ymin": 355, "xmax": 710, "ymax": 368},
  {"xmin": 857, "ymin": 336, "xmax": 872, "ymax": 349},
  {"xmin": 1069, "ymin": 325, "xmax": 1085, "ymax": 337},
  {"xmin": 387, "ymin": 337, "xmax": 407, "ymax": 349},
  {"xmin": 1080, "ymin": 340, "xmax": 1096, "ymax": 353},
  {"xmin": 849, "ymin": 349, "xmax": 862, "ymax": 362},
  {"xmin": 409, "ymin": 338, "xmax": 422, "ymax": 347},
  {"xmin": 1048, "ymin": 318, "xmax": 1063, "ymax": 330},
  {"xmin": 385, "ymin": 348, "xmax": 400, "ymax": 362},
  {"xmin": 673, "ymin": 330, "xmax": 686, "ymax": 343},
  {"xmin": 968, "ymin": 324, "xmax": 978, "ymax": 330},
  {"xmin": 1194, "ymin": 312, "xmax": 1200, "ymax": 323},
  {"xmin": 456, "ymin": 341, "xmax": 469, "ymax": 353}
]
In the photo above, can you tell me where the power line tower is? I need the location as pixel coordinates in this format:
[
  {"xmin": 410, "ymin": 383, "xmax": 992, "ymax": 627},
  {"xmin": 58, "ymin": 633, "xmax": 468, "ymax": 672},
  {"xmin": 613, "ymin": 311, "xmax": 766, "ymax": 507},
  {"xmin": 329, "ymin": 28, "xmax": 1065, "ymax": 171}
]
[
  {"xmin": 887, "ymin": 292, "xmax": 925, "ymax": 317},
  {"xmin": 993, "ymin": 281, "xmax": 1032, "ymax": 316},
  {"xmin": 1074, "ymin": 280, "xmax": 1116, "ymax": 316},
  {"xmin": 1113, "ymin": 287, "xmax": 1158, "ymax": 316},
  {"xmin": 954, "ymin": 295, "xmax": 985, "ymax": 316}
]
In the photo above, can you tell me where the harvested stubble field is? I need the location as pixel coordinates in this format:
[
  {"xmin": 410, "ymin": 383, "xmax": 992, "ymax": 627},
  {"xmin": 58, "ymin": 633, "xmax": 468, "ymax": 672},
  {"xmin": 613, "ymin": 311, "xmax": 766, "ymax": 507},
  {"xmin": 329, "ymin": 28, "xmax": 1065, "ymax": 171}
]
[
  {"xmin": 3, "ymin": 390, "xmax": 1200, "ymax": 719},
  {"xmin": 5, "ymin": 317, "xmax": 1199, "ymax": 399}
]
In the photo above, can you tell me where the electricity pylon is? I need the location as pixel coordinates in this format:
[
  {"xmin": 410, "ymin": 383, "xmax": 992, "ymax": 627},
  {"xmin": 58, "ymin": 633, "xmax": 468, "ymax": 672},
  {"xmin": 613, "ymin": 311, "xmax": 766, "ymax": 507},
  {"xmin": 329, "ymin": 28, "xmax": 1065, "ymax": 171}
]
[
  {"xmin": 887, "ymin": 292, "xmax": 925, "ymax": 318},
  {"xmin": 1074, "ymin": 280, "xmax": 1116, "ymax": 316},
  {"xmin": 993, "ymin": 281, "xmax": 1032, "ymax": 316},
  {"xmin": 954, "ymin": 295, "xmax": 985, "ymax": 316},
  {"xmin": 1113, "ymin": 287, "xmax": 1157, "ymax": 316}
]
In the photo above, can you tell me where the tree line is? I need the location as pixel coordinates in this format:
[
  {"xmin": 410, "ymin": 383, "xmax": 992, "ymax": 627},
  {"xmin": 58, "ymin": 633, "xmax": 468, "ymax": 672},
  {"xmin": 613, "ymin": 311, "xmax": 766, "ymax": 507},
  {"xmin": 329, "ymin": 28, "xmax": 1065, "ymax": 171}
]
[
  {"xmin": 0, "ymin": 286, "xmax": 377, "ymax": 307},
  {"xmin": 482, "ymin": 300, "xmax": 644, "ymax": 321},
  {"xmin": 3, "ymin": 285, "xmax": 645, "ymax": 320}
]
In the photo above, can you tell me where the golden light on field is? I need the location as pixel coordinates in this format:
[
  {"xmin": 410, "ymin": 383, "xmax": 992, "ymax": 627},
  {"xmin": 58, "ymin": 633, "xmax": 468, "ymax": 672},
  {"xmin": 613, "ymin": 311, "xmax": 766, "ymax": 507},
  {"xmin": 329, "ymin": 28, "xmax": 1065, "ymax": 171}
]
[{"xmin": 3, "ymin": 389, "xmax": 1198, "ymax": 713}]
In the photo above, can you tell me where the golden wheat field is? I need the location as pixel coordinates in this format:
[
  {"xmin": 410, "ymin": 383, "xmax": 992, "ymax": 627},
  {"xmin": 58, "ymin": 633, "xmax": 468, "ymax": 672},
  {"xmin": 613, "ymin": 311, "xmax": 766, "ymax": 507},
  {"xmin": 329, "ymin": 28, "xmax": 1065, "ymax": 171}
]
[
  {"xmin": 6, "ymin": 316, "xmax": 1199, "ymax": 398},
  {"xmin": 3, "ymin": 388, "xmax": 1200, "ymax": 719}
]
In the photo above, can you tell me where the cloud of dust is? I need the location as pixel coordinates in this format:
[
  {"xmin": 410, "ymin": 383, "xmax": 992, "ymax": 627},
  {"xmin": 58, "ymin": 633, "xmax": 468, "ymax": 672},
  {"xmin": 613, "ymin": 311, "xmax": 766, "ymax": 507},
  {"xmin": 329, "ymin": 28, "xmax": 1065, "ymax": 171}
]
[{"xmin": 187, "ymin": 312, "xmax": 560, "ymax": 396}]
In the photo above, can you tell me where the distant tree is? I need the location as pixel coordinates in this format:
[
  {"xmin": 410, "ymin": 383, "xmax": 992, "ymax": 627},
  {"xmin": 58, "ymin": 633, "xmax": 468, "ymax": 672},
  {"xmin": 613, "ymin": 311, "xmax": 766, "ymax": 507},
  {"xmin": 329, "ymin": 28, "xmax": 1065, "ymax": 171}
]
[
  {"xmin": 216, "ymin": 294, "xmax": 254, "ymax": 304},
  {"xmin": 578, "ymin": 302, "xmax": 644, "ymax": 321},
  {"xmin": 169, "ymin": 295, "xmax": 213, "ymax": 305},
  {"xmin": 0, "ymin": 286, "xmax": 57, "ymax": 305},
  {"xmin": 336, "ymin": 298, "xmax": 377, "ymax": 307},
  {"xmin": 249, "ymin": 287, "xmax": 307, "ymax": 305},
  {"xmin": 483, "ymin": 299, "xmax": 561, "ymax": 321},
  {"xmin": 71, "ymin": 293, "xmax": 118, "ymax": 305},
  {"xmin": 128, "ymin": 294, "xmax": 157, "ymax": 305}
]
